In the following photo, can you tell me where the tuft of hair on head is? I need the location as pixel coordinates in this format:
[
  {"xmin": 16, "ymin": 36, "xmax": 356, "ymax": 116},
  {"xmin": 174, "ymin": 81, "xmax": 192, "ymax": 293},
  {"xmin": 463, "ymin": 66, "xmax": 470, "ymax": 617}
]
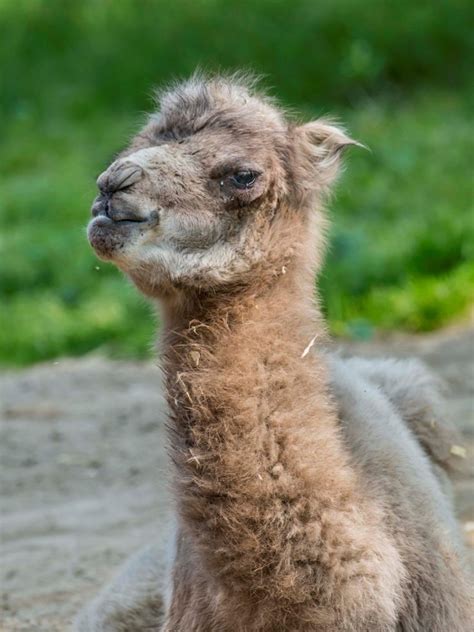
[
  {"xmin": 150, "ymin": 70, "xmax": 288, "ymax": 140},
  {"xmin": 154, "ymin": 69, "xmax": 268, "ymax": 112}
]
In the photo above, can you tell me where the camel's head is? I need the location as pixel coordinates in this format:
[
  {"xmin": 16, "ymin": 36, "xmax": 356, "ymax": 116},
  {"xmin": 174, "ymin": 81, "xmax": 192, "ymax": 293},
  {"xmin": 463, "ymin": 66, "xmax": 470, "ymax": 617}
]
[{"xmin": 88, "ymin": 74, "xmax": 356, "ymax": 297}]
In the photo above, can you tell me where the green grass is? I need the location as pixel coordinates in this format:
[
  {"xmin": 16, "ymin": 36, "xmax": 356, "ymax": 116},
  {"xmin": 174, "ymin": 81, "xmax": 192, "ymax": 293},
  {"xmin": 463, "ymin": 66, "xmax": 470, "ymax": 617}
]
[
  {"xmin": 321, "ymin": 92, "xmax": 474, "ymax": 336},
  {"xmin": 1, "ymin": 0, "xmax": 473, "ymax": 366}
]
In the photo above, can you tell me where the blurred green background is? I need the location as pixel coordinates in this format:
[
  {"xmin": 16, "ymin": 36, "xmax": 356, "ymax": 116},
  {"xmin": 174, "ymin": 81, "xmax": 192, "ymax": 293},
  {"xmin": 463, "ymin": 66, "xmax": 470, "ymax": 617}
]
[{"xmin": 1, "ymin": 0, "xmax": 473, "ymax": 366}]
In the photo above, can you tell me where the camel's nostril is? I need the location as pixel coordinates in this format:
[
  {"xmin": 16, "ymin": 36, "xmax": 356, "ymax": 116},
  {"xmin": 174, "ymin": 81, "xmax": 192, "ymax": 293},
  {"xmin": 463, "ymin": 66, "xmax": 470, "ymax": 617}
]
[
  {"xmin": 114, "ymin": 164, "xmax": 144, "ymax": 191},
  {"xmin": 107, "ymin": 163, "xmax": 144, "ymax": 194},
  {"xmin": 96, "ymin": 162, "xmax": 144, "ymax": 195}
]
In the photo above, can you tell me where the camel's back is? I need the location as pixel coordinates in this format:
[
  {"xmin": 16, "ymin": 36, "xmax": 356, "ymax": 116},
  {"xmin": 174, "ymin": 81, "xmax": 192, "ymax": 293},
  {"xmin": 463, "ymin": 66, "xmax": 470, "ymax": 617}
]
[
  {"xmin": 328, "ymin": 354, "xmax": 461, "ymax": 543},
  {"xmin": 327, "ymin": 354, "xmax": 472, "ymax": 630}
]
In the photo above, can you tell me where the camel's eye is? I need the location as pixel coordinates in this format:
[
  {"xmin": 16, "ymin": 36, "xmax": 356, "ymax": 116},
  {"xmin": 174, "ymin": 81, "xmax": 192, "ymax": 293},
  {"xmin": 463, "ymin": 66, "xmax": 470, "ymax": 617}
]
[{"xmin": 230, "ymin": 170, "xmax": 259, "ymax": 189}]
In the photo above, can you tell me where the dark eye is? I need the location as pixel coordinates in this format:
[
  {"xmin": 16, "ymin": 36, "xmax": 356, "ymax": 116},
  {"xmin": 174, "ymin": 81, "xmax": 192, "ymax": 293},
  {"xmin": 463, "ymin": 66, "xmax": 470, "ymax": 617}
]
[{"xmin": 230, "ymin": 170, "xmax": 258, "ymax": 189}]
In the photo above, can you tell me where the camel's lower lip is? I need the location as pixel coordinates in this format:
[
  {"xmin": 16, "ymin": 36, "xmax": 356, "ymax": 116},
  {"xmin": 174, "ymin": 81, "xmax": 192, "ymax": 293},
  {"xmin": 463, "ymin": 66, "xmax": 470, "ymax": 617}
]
[{"xmin": 87, "ymin": 216, "xmax": 141, "ymax": 257}]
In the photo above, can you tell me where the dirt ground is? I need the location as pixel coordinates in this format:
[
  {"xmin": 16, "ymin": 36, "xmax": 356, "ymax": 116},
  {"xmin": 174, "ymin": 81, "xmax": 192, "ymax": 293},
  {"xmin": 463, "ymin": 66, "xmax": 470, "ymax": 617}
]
[{"xmin": 1, "ymin": 328, "xmax": 473, "ymax": 631}]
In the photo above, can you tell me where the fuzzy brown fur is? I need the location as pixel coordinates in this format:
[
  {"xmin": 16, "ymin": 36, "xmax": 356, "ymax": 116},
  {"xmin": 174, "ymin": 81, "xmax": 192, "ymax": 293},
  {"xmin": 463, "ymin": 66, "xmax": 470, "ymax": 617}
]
[{"xmin": 81, "ymin": 73, "xmax": 472, "ymax": 631}]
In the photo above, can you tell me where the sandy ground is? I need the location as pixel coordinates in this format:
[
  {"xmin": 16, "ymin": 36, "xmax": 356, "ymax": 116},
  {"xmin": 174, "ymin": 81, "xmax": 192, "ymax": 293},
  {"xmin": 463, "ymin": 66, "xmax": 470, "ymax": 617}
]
[{"xmin": 1, "ymin": 328, "xmax": 473, "ymax": 631}]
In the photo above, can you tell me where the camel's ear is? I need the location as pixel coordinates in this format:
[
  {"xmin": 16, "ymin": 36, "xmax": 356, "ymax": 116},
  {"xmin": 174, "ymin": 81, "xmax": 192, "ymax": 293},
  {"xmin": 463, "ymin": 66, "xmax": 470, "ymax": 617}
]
[{"xmin": 295, "ymin": 119, "xmax": 363, "ymax": 192}]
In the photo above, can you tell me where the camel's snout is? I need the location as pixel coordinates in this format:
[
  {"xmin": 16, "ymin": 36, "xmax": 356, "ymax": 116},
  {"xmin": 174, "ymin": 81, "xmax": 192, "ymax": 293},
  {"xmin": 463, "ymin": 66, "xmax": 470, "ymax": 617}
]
[
  {"xmin": 88, "ymin": 157, "xmax": 161, "ymax": 259},
  {"xmin": 92, "ymin": 159, "xmax": 155, "ymax": 224}
]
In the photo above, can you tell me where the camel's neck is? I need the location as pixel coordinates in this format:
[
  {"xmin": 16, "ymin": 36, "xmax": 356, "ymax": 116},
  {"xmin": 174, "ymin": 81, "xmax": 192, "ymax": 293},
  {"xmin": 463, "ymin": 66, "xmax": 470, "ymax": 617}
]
[
  {"xmin": 165, "ymin": 269, "xmax": 321, "ymax": 345},
  {"xmin": 159, "ymin": 268, "xmax": 355, "ymax": 599},
  {"xmin": 161, "ymin": 268, "xmax": 329, "ymax": 440}
]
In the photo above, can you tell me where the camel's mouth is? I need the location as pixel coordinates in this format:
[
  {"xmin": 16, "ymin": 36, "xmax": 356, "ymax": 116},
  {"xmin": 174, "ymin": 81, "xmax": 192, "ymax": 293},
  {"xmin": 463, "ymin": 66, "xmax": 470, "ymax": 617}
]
[
  {"xmin": 87, "ymin": 211, "xmax": 160, "ymax": 260},
  {"xmin": 90, "ymin": 214, "xmax": 148, "ymax": 228},
  {"xmin": 91, "ymin": 193, "xmax": 157, "ymax": 222}
]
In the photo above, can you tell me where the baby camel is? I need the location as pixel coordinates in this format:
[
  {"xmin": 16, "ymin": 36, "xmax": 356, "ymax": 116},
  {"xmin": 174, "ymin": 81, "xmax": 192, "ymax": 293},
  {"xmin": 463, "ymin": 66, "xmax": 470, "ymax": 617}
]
[{"xmin": 78, "ymin": 74, "xmax": 472, "ymax": 631}]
